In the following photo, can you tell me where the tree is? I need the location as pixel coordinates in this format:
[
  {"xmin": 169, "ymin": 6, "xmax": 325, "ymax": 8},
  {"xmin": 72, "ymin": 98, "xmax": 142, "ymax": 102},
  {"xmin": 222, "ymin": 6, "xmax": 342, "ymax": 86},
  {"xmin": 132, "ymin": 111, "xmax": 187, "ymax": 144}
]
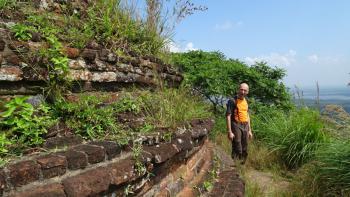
[{"xmin": 171, "ymin": 50, "xmax": 292, "ymax": 111}]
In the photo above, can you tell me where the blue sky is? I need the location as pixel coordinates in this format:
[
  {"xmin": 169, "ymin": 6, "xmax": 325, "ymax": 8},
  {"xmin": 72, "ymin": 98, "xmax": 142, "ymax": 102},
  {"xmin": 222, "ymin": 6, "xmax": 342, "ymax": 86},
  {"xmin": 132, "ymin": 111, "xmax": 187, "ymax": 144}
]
[{"xmin": 169, "ymin": 0, "xmax": 350, "ymax": 88}]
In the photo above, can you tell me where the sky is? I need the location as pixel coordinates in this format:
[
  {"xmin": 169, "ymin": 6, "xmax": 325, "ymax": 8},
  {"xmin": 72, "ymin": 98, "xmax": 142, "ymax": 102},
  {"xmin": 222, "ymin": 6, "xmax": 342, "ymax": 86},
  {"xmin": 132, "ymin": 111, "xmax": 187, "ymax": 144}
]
[{"xmin": 169, "ymin": 0, "xmax": 350, "ymax": 88}]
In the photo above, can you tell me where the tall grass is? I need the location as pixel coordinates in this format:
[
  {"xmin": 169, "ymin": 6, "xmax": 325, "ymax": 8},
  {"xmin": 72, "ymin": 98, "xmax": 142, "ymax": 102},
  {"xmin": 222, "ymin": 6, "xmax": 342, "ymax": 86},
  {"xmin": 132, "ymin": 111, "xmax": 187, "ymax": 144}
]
[
  {"xmin": 252, "ymin": 107, "xmax": 328, "ymax": 169},
  {"xmin": 138, "ymin": 88, "xmax": 212, "ymax": 128},
  {"xmin": 303, "ymin": 140, "xmax": 350, "ymax": 196}
]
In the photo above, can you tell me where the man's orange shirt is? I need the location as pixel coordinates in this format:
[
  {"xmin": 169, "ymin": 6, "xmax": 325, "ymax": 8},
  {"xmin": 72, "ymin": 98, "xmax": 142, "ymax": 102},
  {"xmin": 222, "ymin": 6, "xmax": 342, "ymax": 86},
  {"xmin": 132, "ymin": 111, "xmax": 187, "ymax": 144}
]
[{"xmin": 234, "ymin": 98, "xmax": 249, "ymax": 123}]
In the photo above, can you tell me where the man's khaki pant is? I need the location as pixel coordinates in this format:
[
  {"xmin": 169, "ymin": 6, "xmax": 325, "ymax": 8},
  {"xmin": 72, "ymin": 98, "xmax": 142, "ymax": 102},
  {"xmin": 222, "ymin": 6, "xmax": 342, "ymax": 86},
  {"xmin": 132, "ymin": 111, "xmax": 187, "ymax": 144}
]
[{"xmin": 231, "ymin": 122, "xmax": 249, "ymax": 162}]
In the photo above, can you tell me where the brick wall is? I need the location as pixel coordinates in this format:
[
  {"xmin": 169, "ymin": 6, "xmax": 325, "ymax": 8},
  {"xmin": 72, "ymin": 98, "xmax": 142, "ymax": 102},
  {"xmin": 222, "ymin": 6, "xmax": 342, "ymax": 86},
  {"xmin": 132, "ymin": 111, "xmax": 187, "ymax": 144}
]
[
  {"xmin": 0, "ymin": 119, "xmax": 214, "ymax": 197},
  {"xmin": 0, "ymin": 27, "xmax": 183, "ymax": 95}
]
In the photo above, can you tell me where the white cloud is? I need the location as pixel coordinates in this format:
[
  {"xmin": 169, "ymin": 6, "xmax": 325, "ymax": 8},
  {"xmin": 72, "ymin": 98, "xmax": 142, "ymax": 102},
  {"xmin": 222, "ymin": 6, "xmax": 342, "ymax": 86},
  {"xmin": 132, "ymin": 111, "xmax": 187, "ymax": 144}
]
[
  {"xmin": 307, "ymin": 54, "xmax": 340, "ymax": 64},
  {"xmin": 167, "ymin": 41, "xmax": 198, "ymax": 52},
  {"xmin": 168, "ymin": 42, "xmax": 181, "ymax": 53},
  {"xmin": 308, "ymin": 54, "xmax": 319, "ymax": 63},
  {"xmin": 184, "ymin": 42, "xmax": 198, "ymax": 51},
  {"xmin": 244, "ymin": 50, "xmax": 297, "ymax": 67},
  {"xmin": 214, "ymin": 20, "xmax": 243, "ymax": 31}
]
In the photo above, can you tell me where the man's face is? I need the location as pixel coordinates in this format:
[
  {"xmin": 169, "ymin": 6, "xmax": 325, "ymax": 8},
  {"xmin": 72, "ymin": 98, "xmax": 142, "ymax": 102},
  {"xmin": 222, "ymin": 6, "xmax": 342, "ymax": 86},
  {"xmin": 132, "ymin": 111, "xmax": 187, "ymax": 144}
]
[{"xmin": 238, "ymin": 84, "xmax": 249, "ymax": 98}]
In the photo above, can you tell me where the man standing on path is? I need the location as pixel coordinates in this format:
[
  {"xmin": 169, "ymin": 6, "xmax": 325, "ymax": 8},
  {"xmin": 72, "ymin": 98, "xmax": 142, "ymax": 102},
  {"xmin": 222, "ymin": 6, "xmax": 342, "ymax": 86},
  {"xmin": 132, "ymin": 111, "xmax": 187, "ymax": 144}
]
[{"xmin": 226, "ymin": 83, "xmax": 253, "ymax": 164}]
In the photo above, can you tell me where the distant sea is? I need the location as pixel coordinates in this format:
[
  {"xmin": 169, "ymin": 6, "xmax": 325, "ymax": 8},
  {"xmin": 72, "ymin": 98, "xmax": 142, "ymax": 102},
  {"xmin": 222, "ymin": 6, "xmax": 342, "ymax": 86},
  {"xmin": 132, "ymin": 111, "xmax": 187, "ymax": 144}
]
[{"xmin": 290, "ymin": 86, "xmax": 350, "ymax": 113}]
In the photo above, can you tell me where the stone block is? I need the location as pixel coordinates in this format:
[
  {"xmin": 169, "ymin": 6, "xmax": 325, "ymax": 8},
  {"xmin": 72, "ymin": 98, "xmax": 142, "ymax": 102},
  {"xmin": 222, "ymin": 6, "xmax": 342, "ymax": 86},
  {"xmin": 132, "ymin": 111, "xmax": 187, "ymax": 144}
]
[
  {"xmin": 36, "ymin": 154, "xmax": 67, "ymax": 178},
  {"xmin": 143, "ymin": 143, "xmax": 178, "ymax": 163},
  {"xmin": 68, "ymin": 59, "xmax": 86, "ymax": 70},
  {"xmin": 8, "ymin": 160, "xmax": 40, "ymax": 187},
  {"xmin": 63, "ymin": 167, "xmax": 110, "ymax": 197},
  {"xmin": 190, "ymin": 118, "xmax": 214, "ymax": 139},
  {"xmin": 73, "ymin": 144, "xmax": 105, "ymax": 164},
  {"xmin": 0, "ymin": 169, "xmax": 6, "ymax": 195},
  {"xmin": 99, "ymin": 49, "xmax": 109, "ymax": 61},
  {"xmin": 9, "ymin": 183, "xmax": 66, "ymax": 197},
  {"xmin": 81, "ymin": 49, "xmax": 96, "ymax": 63},
  {"xmin": 63, "ymin": 47, "xmax": 80, "ymax": 59},
  {"xmin": 0, "ymin": 66, "xmax": 23, "ymax": 81},
  {"xmin": 69, "ymin": 70, "xmax": 92, "ymax": 81},
  {"xmin": 30, "ymin": 32, "xmax": 42, "ymax": 42},
  {"xmin": 89, "ymin": 141, "xmax": 121, "ymax": 160},
  {"xmin": 43, "ymin": 135, "xmax": 83, "ymax": 149},
  {"xmin": 0, "ymin": 39, "xmax": 5, "ymax": 51},
  {"xmin": 91, "ymin": 71, "xmax": 116, "ymax": 82},
  {"xmin": 57, "ymin": 149, "xmax": 88, "ymax": 170},
  {"xmin": 8, "ymin": 41, "xmax": 29, "ymax": 54},
  {"xmin": 108, "ymin": 157, "xmax": 139, "ymax": 185},
  {"xmin": 172, "ymin": 132, "xmax": 193, "ymax": 152}
]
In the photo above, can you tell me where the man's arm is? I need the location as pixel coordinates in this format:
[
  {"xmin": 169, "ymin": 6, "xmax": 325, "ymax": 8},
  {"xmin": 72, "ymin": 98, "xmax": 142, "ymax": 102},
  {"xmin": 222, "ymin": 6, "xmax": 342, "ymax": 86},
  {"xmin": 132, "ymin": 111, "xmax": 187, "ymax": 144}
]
[
  {"xmin": 226, "ymin": 114, "xmax": 234, "ymax": 140},
  {"xmin": 247, "ymin": 113, "xmax": 253, "ymax": 139},
  {"xmin": 226, "ymin": 99, "xmax": 235, "ymax": 141}
]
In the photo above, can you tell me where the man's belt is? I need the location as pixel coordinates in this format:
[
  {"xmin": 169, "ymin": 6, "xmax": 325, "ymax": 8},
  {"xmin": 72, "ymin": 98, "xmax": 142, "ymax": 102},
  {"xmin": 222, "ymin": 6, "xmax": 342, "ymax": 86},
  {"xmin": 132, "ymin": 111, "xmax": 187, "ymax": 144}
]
[{"xmin": 234, "ymin": 121, "xmax": 248, "ymax": 125}]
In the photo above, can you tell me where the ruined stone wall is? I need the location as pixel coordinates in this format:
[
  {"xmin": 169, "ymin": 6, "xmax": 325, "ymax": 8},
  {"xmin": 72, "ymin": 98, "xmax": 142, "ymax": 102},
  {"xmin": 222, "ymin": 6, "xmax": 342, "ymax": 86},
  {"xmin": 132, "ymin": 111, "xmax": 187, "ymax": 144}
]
[
  {"xmin": 0, "ymin": 119, "xmax": 215, "ymax": 197},
  {"xmin": 0, "ymin": 26, "xmax": 183, "ymax": 96}
]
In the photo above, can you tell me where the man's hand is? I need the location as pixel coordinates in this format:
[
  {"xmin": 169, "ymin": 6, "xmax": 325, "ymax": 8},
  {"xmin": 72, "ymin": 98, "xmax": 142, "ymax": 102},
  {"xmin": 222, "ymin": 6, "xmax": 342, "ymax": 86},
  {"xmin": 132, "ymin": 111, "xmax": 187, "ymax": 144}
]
[
  {"xmin": 228, "ymin": 132, "xmax": 235, "ymax": 141},
  {"xmin": 248, "ymin": 131, "xmax": 253, "ymax": 140}
]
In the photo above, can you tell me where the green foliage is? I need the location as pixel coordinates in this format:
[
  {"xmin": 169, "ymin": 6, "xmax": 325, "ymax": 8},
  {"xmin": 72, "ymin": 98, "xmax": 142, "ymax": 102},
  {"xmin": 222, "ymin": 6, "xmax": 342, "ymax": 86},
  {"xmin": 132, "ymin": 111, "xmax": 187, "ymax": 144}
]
[
  {"xmin": 252, "ymin": 107, "xmax": 328, "ymax": 169},
  {"xmin": 114, "ymin": 95, "xmax": 141, "ymax": 114},
  {"xmin": 10, "ymin": 23, "xmax": 35, "ymax": 41},
  {"xmin": 0, "ymin": 0, "xmax": 16, "ymax": 10},
  {"xmin": 52, "ymin": 95, "xmax": 121, "ymax": 140},
  {"xmin": 299, "ymin": 140, "xmax": 350, "ymax": 196},
  {"xmin": 171, "ymin": 50, "xmax": 292, "ymax": 110},
  {"xmin": 42, "ymin": 34, "xmax": 71, "ymax": 100},
  {"xmin": 132, "ymin": 141, "xmax": 146, "ymax": 175},
  {"xmin": 0, "ymin": 97, "xmax": 56, "ymax": 155}
]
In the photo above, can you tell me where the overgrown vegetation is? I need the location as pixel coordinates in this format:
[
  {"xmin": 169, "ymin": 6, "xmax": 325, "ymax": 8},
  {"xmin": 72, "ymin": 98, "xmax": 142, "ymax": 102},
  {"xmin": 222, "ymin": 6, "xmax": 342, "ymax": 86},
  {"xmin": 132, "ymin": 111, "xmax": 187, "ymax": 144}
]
[
  {"xmin": 139, "ymin": 88, "xmax": 211, "ymax": 128},
  {"xmin": 0, "ymin": 87, "xmax": 211, "ymax": 163},
  {"xmin": 0, "ymin": 97, "xmax": 56, "ymax": 157}
]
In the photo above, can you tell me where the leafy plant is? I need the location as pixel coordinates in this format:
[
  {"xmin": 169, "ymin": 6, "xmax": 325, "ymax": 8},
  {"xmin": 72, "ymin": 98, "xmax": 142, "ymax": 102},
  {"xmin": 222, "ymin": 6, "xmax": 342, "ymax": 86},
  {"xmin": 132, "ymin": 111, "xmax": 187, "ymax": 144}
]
[
  {"xmin": 10, "ymin": 23, "xmax": 35, "ymax": 41},
  {"xmin": 132, "ymin": 141, "xmax": 146, "ymax": 175},
  {"xmin": 0, "ymin": 97, "xmax": 56, "ymax": 154},
  {"xmin": 52, "ymin": 95, "xmax": 121, "ymax": 140},
  {"xmin": 114, "ymin": 96, "xmax": 141, "ymax": 114}
]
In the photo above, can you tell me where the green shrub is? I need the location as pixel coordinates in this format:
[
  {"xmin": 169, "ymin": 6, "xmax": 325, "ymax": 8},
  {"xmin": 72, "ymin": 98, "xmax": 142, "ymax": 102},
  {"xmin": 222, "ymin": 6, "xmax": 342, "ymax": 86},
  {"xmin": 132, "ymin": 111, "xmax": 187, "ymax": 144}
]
[
  {"xmin": 0, "ymin": 97, "xmax": 56, "ymax": 155},
  {"xmin": 10, "ymin": 23, "xmax": 35, "ymax": 41},
  {"xmin": 52, "ymin": 95, "xmax": 121, "ymax": 140},
  {"xmin": 252, "ymin": 107, "xmax": 328, "ymax": 169}
]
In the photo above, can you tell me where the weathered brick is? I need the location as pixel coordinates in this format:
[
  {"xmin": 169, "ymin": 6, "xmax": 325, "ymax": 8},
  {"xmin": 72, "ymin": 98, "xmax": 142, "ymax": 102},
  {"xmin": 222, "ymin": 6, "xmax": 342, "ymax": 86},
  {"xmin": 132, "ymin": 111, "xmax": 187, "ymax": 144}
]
[
  {"xmin": 89, "ymin": 141, "xmax": 121, "ymax": 160},
  {"xmin": 143, "ymin": 143, "xmax": 178, "ymax": 163},
  {"xmin": 36, "ymin": 154, "xmax": 67, "ymax": 178},
  {"xmin": 108, "ymin": 157, "xmax": 138, "ymax": 185},
  {"xmin": 0, "ymin": 65, "xmax": 23, "ymax": 81},
  {"xmin": 63, "ymin": 47, "xmax": 80, "ymax": 59},
  {"xmin": 8, "ymin": 160, "xmax": 40, "ymax": 187},
  {"xmin": 81, "ymin": 49, "xmax": 96, "ymax": 63},
  {"xmin": 0, "ymin": 39, "xmax": 5, "ymax": 51},
  {"xmin": 172, "ymin": 132, "xmax": 193, "ymax": 152},
  {"xmin": 43, "ymin": 135, "xmax": 83, "ymax": 149},
  {"xmin": 0, "ymin": 169, "xmax": 6, "ymax": 196},
  {"xmin": 63, "ymin": 167, "xmax": 110, "ymax": 197},
  {"xmin": 73, "ymin": 144, "xmax": 105, "ymax": 164},
  {"xmin": 57, "ymin": 149, "xmax": 88, "ymax": 170},
  {"xmin": 9, "ymin": 183, "xmax": 66, "ymax": 197}
]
